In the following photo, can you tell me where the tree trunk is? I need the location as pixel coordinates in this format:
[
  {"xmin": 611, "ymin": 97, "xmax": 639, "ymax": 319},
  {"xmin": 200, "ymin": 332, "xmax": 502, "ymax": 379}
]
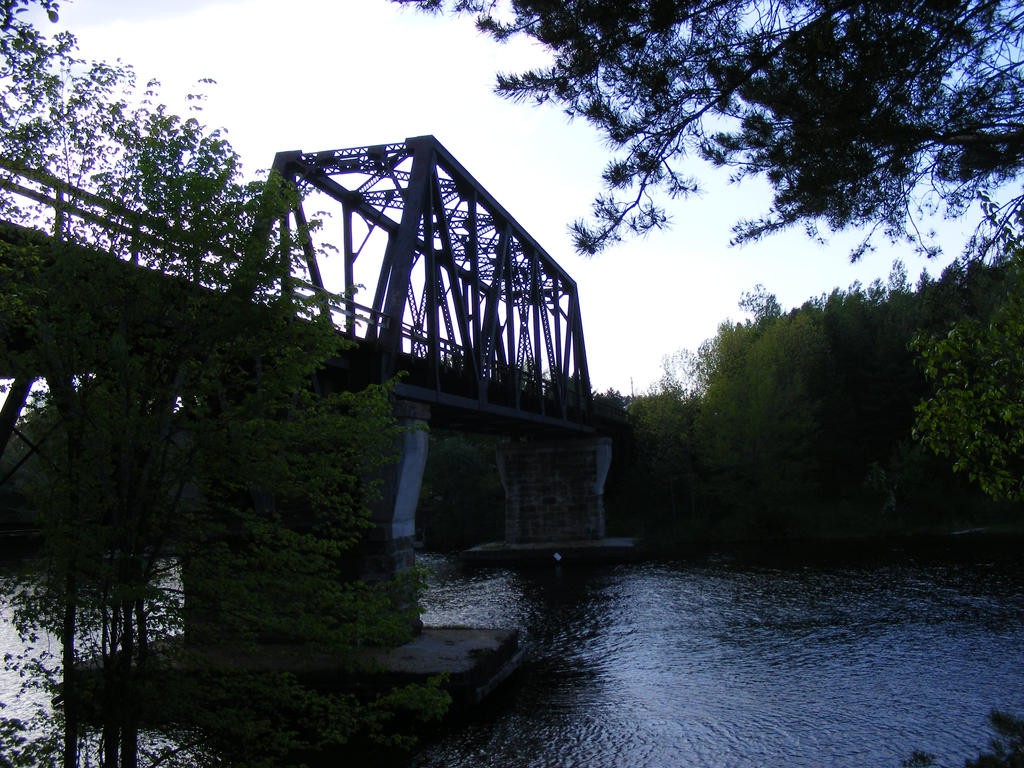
[{"xmin": 62, "ymin": 571, "xmax": 78, "ymax": 768}]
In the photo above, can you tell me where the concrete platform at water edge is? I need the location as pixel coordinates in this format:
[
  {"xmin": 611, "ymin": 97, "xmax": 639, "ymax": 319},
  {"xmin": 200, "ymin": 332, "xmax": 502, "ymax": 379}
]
[
  {"xmin": 132, "ymin": 626, "xmax": 524, "ymax": 710},
  {"xmin": 355, "ymin": 626, "xmax": 524, "ymax": 707},
  {"xmin": 460, "ymin": 537, "xmax": 641, "ymax": 565}
]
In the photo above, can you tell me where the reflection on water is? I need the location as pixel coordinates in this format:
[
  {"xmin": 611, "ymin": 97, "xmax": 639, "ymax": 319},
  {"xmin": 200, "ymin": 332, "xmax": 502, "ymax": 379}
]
[
  {"xmin": 0, "ymin": 556, "xmax": 182, "ymax": 730},
  {"xmin": 412, "ymin": 539, "xmax": 1024, "ymax": 768},
  {"xmin": 1, "ymin": 540, "xmax": 1021, "ymax": 766}
]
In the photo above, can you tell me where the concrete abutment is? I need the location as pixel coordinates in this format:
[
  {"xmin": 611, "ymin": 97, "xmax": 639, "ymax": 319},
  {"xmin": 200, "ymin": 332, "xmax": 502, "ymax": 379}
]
[{"xmin": 357, "ymin": 400, "xmax": 431, "ymax": 584}]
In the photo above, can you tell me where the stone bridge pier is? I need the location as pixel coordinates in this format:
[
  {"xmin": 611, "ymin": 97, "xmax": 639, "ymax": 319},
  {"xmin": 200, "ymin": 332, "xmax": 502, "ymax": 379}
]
[
  {"xmin": 360, "ymin": 414, "xmax": 618, "ymax": 577},
  {"xmin": 496, "ymin": 437, "xmax": 613, "ymax": 545}
]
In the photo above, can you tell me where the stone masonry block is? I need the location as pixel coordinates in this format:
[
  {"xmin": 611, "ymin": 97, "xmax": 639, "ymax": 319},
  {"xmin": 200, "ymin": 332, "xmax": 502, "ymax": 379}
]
[{"xmin": 497, "ymin": 437, "xmax": 612, "ymax": 545}]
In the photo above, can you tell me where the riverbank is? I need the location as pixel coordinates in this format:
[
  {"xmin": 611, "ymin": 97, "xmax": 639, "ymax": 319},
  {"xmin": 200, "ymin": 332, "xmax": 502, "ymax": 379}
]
[
  {"xmin": 116, "ymin": 626, "xmax": 525, "ymax": 711},
  {"xmin": 618, "ymin": 514, "xmax": 1024, "ymax": 560}
]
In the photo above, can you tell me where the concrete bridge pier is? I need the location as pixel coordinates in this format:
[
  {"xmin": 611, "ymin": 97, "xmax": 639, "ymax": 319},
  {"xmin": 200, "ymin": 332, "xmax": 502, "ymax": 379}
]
[
  {"xmin": 496, "ymin": 437, "xmax": 613, "ymax": 545},
  {"xmin": 358, "ymin": 400, "xmax": 431, "ymax": 583}
]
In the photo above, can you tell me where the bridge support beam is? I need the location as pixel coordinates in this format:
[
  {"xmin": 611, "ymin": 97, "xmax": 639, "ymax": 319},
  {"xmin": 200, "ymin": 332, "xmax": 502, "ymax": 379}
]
[
  {"xmin": 358, "ymin": 400, "xmax": 431, "ymax": 582},
  {"xmin": 497, "ymin": 438, "xmax": 612, "ymax": 545},
  {"xmin": 0, "ymin": 377, "xmax": 32, "ymax": 463}
]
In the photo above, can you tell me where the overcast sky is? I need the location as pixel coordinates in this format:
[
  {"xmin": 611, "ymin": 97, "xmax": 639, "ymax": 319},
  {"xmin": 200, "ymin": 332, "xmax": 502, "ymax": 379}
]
[{"xmin": 36, "ymin": 0, "xmax": 980, "ymax": 394}]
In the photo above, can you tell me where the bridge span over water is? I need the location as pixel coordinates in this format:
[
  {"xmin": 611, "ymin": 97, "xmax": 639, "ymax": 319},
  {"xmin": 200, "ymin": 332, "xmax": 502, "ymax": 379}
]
[
  {"xmin": 0, "ymin": 137, "xmax": 623, "ymax": 575},
  {"xmin": 273, "ymin": 135, "xmax": 598, "ymax": 436}
]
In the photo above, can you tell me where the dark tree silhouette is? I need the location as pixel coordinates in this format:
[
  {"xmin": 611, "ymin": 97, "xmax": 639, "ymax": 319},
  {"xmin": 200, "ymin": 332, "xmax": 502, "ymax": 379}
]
[{"xmin": 396, "ymin": 0, "xmax": 1024, "ymax": 257}]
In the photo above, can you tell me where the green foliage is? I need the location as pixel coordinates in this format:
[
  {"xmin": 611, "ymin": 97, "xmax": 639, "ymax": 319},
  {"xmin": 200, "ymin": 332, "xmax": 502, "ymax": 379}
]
[
  {"xmin": 153, "ymin": 667, "xmax": 449, "ymax": 767},
  {"xmin": 695, "ymin": 309, "xmax": 828, "ymax": 533},
  {"xmin": 903, "ymin": 711, "xmax": 1024, "ymax": 768},
  {"xmin": 615, "ymin": 258, "xmax": 1018, "ymax": 548},
  {"xmin": 738, "ymin": 284, "xmax": 782, "ymax": 324},
  {"xmin": 617, "ymin": 383, "xmax": 698, "ymax": 537},
  {"xmin": 593, "ymin": 386, "xmax": 630, "ymax": 412},
  {"xmin": 417, "ymin": 432, "xmax": 504, "ymax": 549},
  {"xmin": 397, "ymin": 0, "xmax": 1023, "ymax": 256},
  {"xmin": 0, "ymin": 4, "xmax": 446, "ymax": 765},
  {"xmin": 0, "ymin": 1, "xmax": 131, "ymax": 196},
  {"xmin": 358, "ymin": 675, "xmax": 452, "ymax": 750},
  {"xmin": 914, "ymin": 213, "xmax": 1024, "ymax": 501}
]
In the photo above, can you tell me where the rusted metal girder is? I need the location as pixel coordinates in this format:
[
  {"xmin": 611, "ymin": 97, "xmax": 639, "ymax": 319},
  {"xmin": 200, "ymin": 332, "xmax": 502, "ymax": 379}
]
[{"xmin": 271, "ymin": 136, "xmax": 594, "ymax": 432}]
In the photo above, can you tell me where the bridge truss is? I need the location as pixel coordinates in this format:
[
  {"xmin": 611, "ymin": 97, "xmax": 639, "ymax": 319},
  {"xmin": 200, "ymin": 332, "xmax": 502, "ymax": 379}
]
[{"xmin": 273, "ymin": 135, "xmax": 594, "ymax": 432}]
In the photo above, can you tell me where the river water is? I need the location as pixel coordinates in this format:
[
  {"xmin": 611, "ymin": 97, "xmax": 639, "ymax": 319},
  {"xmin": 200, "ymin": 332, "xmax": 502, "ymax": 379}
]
[
  {"xmin": 2, "ymin": 537, "xmax": 1021, "ymax": 766},
  {"xmin": 411, "ymin": 538, "xmax": 1024, "ymax": 768}
]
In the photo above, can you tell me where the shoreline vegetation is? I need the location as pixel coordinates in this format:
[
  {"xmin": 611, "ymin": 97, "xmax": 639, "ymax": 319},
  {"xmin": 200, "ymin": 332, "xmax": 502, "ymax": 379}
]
[{"xmin": 415, "ymin": 254, "xmax": 1024, "ymax": 557}]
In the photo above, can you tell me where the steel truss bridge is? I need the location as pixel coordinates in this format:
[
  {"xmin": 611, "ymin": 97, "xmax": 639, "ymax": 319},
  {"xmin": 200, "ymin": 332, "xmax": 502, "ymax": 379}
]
[
  {"xmin": 0, "ymin": 136, "xmax": 597, "ymax": 466},
  {"xmin": 273, "ymin": 135, "xmax": 593, "ymax": 433}
]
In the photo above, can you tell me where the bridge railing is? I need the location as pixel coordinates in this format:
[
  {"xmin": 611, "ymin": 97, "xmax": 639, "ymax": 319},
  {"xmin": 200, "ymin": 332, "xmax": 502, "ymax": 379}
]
[
  {"xmin": 0, "ymin": 159, "xmax": 325, "ymax": 310},
  {"xmin": 0, "ymin": 157, "xmax": 236, "ymax": 271},
  {"xmin": 291, "ymin": 277, "xmax": 391, "ymax": 338}
]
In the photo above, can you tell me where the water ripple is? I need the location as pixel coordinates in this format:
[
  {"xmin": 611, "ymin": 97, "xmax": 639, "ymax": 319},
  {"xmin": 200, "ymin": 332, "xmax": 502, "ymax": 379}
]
[{"xmin": 413, "ymin": 542, "xmax": 1024, "ymax": 768}]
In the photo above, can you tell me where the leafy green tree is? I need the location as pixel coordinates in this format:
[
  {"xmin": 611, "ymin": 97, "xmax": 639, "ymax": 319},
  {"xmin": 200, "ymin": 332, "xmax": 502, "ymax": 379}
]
[
  {"xmin": 0, "ymin": 4, "xmax": 447, "ymax": 766},
  {"xmin": 617, "ymin": 258, "xmax": 1018, "ymax": 545},
  {"xmin": 417, "ymin": 432, "xmax": 504, "ymax": 549},
  {"xmin": 395, "ymin": 0, "xmax": 1023, "ymax": 256},
  {"xmin": 913, "ymin": 214, "xmax": 1024, "ymax": 502},
  {"xmin": 738, "ymin": 283, "xmax": 782, "ymax": 324},
  {"xmin": 623, "ymin": 382, "xmax": 700, "ymax": 537},
  {"xmin": 694, "ymin": 309, "xmax": 829, "ymax": 533},
  {"xmin": 813, "ymin": 267, "xmax": 925, "ymax": 500},
  {"xmin": 593, "ymin": 386, "xmax": 631, "ymax": 412}
]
